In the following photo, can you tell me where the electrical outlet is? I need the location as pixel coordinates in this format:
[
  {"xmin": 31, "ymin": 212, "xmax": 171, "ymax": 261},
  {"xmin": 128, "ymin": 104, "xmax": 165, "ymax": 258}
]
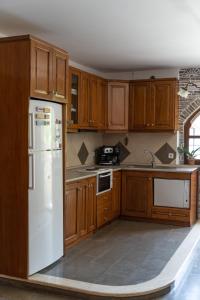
[{"xmin": 168, "ymin": 153, "xmax": 174, "ymax": 159}]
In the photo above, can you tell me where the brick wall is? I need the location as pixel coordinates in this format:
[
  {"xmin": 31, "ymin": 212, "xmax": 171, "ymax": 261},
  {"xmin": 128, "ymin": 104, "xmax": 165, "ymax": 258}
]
[
  {"xmin": 178, "ymin": 68, "xmax": 200, "ymax": 152},
  {"xmin": 179, "ymin": 68, "xmax": 200, "ymax": 217}
]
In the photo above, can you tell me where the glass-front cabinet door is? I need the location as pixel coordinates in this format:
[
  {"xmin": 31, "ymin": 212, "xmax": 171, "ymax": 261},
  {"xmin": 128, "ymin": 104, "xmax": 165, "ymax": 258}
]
[{"xmin": 67, "ymin": 67, "xmax": 81, "ymax": 130}]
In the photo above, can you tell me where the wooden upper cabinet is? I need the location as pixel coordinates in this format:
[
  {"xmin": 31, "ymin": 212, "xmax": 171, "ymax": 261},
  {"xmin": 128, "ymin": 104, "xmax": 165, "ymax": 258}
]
[
  {"xmin": 108, "ymin": 82, "xmax": 129, "ymax": 131},
  {"xmin": 129, "ymin": 78, "xmax": 178, "ymax": 132},
  {"xmin": 97, "ymin": 79, "xmax": 108, "ymax": 129},
  {"xmin": 67, "ymin": 67, "xmax": 81, "ymax": 129},
  {"xmin": 79, "ymin": 72, "xmax": 90, "ymax": 128},
  {"xmin": 129, "ymin": 81, "xmax": 151, "ymax": 130},
  {"xmin": 31, "ymin": 40, "xmax": 53, "ymax": 100},
  {"xmin": 30, "ymin": 38, "xmax": 68, "ymax": 103},
  {"xmin": 52, "ymin": 49, "xmax": 68, "ymax": 101},
  {"xmin": 151, "ymin": 80, "xmax": 175, "ymax": 129},
  {"xmin": 89, "ymin": 76, "xmax": 98, "ymax": 128}
]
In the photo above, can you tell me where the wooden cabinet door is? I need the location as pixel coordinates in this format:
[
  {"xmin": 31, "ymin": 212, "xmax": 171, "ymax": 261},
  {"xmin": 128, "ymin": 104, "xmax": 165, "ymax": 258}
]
[
  {"xmin": 52, "ymin": 49, "xmax": 68, "ymax": 102},
  {"xmin": 64, "ymin": 183, "xmax": 79, "ymax": 246},
  {"xmin": 151, "ymin": 80, "xmax": 175, "ymax": 130},
  {"xmin": 77, "ymin": 180, "xmax": 88, "ymax": 237},
  {"xmin": 79, "ymin": 72, "xmax": 90, "ymax": 128},
  {"xmin": 31, "ymin": 40, "xmax": 53, "ymax": 100},
  {"xmin": 89, "ymin": 76, "xmax": 98, "ymax": 128},
  {"xmin": 112, "ymin": 171, "xmax": 121, "ymax": 219},
  {"xmin": 108, "ymin": 82, "xmax": 129, "ymax": 130},
  {"xmin": 129, "ymin": 82, "xmax": 151, "ymax": 130},
  {"xmin": 87, "ymin": 177, "xmax": 97, "ymax": 232},
  {"xmin": 67, "ymin": 67, "xmax": 81, "ymax": 129},
  {"xmin": 97, "ymin": 191, "xmax": 112, "ymax": 228},
  {"xmin": 122, "ymin": 172, "xmax": 151, "ymax": 218},
  {"xmin": 97, "ymin": 79, "xmax": 107, "ymax": 129}
]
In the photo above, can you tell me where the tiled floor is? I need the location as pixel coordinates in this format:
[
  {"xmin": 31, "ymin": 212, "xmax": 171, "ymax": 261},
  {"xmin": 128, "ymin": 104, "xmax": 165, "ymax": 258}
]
[
  {"xmin": 40, "ymin": 220, "xmax": 190, "ymax": 285},
  {"xmin": 1, "ymin": 222, "xmax": 200, "ymax": 299}
]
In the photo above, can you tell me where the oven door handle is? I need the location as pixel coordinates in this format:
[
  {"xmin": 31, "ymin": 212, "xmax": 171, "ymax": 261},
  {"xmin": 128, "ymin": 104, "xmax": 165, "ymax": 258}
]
[{"xmin": 99, "ymin": 174, "xmax": 111, "ymax": 178}]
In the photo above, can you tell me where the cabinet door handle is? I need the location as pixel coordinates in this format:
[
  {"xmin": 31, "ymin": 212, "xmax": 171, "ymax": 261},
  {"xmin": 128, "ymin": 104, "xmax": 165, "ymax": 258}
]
[
  {"xmin": 104, "ymin": 207, "xmax": 109, "ymax": 211},
  {"xmin": 146, "ymin": 123, "xmax": 150, "ymax": 127},
  {"xmin": 151, "ymin": 123, "xmax": 154, "ymax": 126}
]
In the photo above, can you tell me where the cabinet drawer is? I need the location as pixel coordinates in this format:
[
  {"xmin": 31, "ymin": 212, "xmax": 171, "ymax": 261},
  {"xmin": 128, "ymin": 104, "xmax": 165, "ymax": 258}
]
[
  {"xmin": 151, "ymin": 207, "xmax": 189, "ymax": 222},
  {"xmin": 97, "ymin": 191, "xmax": 112, "ymax": 228}
]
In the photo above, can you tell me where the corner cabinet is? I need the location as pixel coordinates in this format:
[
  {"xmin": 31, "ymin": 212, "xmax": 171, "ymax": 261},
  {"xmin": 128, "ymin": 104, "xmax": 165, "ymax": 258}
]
[
  {"xmin": 129, "ymin": 78, "xmax": 178, "ymax": 131},
  {"xmin": 67, "ymin": 67, "xmax": 107, "ymax": 130},
  {"xmin": 122, "ymin": 171, "xmax": 152, "ymax": 218},
  {"xmin": 67, "ymin": 67, "xmax": 81, "ymax": 129},
  {"xmin": 121, "ymin": 170, "xmax": 197, "ymax": 226},
  {"xmin": 107, "ymin": 82, "xmax": 129, "ymax": 131},
  {"xmin": 111, "ymin": 171, "xmax": 121, "ymax": 219},
  {"xmin": 31, "ymin": 38, "xmax": 68, "ymax": 103}
]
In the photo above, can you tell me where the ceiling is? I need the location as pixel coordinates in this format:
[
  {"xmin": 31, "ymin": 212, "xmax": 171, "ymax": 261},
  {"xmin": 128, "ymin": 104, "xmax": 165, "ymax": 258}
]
[{"xmin": 1, "ymin": 0, "xmax": 200, "ymax": 72}]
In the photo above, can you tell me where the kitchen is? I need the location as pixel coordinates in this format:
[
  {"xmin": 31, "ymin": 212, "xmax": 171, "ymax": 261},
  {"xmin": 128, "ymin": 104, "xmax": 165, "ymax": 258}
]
[{"xmin": 1, "ymin": 1, "xmax": 200, "ymax": 299}]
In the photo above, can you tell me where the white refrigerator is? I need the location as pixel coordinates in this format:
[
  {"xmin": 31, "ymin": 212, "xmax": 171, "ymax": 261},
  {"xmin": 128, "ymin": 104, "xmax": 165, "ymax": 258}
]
[{"xmin": 28, "ymin": 99, "xmax": 63, "ymax": 275}]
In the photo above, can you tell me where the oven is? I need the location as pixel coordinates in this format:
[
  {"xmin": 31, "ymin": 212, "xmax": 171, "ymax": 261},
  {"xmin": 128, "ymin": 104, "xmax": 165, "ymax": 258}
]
[{"xmin": 96, "ymin": 169, "xmax": 113, "ymax": 195}]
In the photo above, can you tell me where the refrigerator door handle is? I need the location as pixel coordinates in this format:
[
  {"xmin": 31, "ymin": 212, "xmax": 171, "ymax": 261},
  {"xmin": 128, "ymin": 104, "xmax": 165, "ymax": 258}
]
[
  {"xmin": 29, "ymin": 154, "xmax": 35, "ymax": 190},
  {"xmin": 29, "ymin": 113, "xmax": 34, "ymax": 149}
]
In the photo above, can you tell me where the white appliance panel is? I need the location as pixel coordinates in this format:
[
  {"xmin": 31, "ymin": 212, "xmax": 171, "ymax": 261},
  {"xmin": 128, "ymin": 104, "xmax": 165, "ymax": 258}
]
[
  {"xmin": 29, "ymin": 150, "xmax": 63, "ymax": 275},
  {"xmin": 29, "ymin": 99, "xmax": 62, "ymax": 151},
  {"xmin": 154, "ymin": 178, "xmax": 190, "ymax": 208}
]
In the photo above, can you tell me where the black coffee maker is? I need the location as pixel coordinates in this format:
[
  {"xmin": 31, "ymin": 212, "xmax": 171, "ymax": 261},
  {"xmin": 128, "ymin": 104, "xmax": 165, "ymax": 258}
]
[{"xmin": 95, "ymin": 145, "xmax": 120, "ymax": 165}]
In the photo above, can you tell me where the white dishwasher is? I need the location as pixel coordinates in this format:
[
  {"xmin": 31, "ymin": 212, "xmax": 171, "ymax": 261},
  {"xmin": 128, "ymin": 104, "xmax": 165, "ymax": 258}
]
[{"xmin": 154, "ymin": 178, "xmax": 190, "ymax": 208}]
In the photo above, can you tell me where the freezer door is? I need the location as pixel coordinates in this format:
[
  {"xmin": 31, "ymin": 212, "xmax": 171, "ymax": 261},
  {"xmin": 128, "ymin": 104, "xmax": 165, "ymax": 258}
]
[
  {"xmin": 28, "ymin": 150, "xmax": 63, "ymax": 275},
  {"xmin": 29, "ymin": 99, "xmax": 62, "ymax": 151}
]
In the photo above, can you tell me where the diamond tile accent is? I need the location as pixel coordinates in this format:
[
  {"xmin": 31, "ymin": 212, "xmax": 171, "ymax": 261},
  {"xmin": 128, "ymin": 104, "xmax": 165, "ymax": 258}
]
[
  {"xmin": 155, "ymin": 143, "xmax": 176, "ymax": 164},
  {"xmin": 115, "ymin": 142, "xmax": 130, "ymax": 163},
  {"xmin": 78, "ymin": 142, "xmax": 89, "ymax": 165}
]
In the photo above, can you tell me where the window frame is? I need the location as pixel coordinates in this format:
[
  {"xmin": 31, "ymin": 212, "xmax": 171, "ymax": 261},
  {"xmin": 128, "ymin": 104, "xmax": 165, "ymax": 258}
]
[{"xmin": 184, "ymin": 108, "xmax": 200, "ymax": 164}]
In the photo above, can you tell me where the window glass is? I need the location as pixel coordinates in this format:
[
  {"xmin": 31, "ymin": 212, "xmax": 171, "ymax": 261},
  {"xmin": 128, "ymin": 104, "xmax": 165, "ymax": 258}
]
[
  {"xmin": 189, "ymin": 138, "xmax": 200, "ymax": 159},
  {"xmin": 189, "ymin": 114, "xmax": 200, "ymax": 136}
]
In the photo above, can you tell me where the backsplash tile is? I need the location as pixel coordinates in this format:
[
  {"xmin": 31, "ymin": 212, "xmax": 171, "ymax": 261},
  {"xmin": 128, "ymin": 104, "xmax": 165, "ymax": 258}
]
[
  {"xmin": 155, "ymin": 142, "xmax": 176, "ymax": 164},
  {"xmin": 115, "ymin": 141, "xmax": 130, "ymax": 162},
  {"xmin": 78, "ymin": 142, "xmax": 89, "ymax": 165},
  {"xmin": 66, "ymin": 132, "xmax": 103, "ymax": 167}
]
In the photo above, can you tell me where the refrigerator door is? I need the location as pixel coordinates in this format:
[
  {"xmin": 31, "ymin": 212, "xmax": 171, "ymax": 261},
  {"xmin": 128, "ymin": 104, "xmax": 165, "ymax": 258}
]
[
  {"xmin": 29, "ymin": 99, "xmax": 62, "ymax": 151},
  {"xmin": 28, "ymin": 150, "xmax": 63, "ymax": 275}
]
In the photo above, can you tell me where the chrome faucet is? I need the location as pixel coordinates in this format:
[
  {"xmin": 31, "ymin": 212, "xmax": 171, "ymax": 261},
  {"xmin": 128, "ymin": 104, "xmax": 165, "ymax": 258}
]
[{"xmin": 144, "ymin": 149, "xmax": 156, "ymax": 168}]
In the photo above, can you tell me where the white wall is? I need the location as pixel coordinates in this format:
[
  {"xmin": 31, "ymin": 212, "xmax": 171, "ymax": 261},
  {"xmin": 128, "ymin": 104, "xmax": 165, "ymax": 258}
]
[
  {"xmin": 133, "ymin": 68, "xmax": 179, "ymax": 80},
  {"xmin": 69, "ymin": 60, "xmax": 179, "ymax": 80}
]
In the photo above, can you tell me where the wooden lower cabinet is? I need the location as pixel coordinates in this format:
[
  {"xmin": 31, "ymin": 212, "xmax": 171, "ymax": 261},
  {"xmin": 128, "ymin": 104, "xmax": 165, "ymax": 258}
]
[
  {"xmin": 65, "ymin": 177, "xmax": 96, "ymax": 247},
  {"xmin": 77, "ymin": 180, "xmax": 88, "ymax": 237},
  {"xmin": 97, "ymin": 191, "xmax": 112, "ymax": 228},
  {"xmin": 122, "ymin": 170, "xmax": 198, "ymax": 226},
  {"xmin": 122, "ymin": 172, "xmax": 152, "ymax": 218},
  {"xmin": 64, "ymin": 182, "xmax": 79, "ymax": 245},
  {"xmin": 87, "ymin": 177, "xmax": 97, "ymax": 232},
  {"xmin": 111, "ymin": 171, "xmax": 121, "ymax": 219}
]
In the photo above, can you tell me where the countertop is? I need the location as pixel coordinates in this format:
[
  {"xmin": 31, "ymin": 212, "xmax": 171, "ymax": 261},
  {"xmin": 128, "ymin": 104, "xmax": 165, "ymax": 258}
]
[{"xmin": 66, "ymin": 164, "xmax": 199, "ymax": 183}]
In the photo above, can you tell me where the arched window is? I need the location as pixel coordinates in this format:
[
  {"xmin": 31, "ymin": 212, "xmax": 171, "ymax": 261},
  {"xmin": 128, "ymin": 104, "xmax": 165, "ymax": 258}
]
[{"xmin": 184, "ymin": 109, "xmax": 200, "ymax": 162}]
